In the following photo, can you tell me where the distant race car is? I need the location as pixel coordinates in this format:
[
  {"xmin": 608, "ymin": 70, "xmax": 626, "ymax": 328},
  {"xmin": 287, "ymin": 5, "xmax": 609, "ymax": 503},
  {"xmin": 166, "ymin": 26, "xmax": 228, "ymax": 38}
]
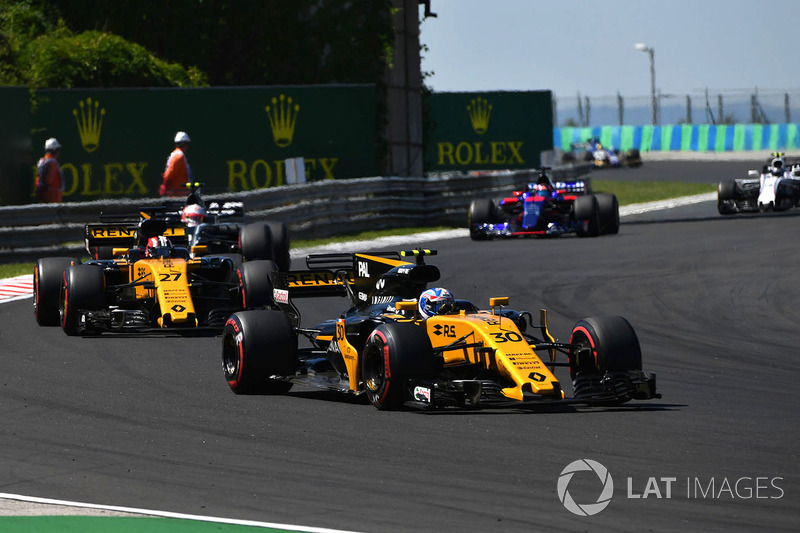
[
  {"xmin": 221, "ymin": 249, "xmax": 659, "ymax": 410},
  {"xmin": 562, "ymin": 137, "xmax": 642, "ymax": 168},
  {"xmin": 87, "ymin": 182, "xmax": 290, "ymax": 271},
  {"xmin": 468, "ymin": 168, "xmax": 620, "ymax": 239},
  {"xmin": 717, "ymin": 152, "xmax": 800, "ymax": 214},
  {"xmin": 34, "ymin": 218, "xmax": 276, "ymax": 335}
]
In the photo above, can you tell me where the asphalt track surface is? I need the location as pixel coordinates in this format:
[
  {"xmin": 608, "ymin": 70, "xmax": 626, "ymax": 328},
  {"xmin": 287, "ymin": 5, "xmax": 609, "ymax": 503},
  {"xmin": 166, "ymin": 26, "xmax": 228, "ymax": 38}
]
[{"xmin": 1, "ymin": 157, "xmax": 798, "ymax": 532}]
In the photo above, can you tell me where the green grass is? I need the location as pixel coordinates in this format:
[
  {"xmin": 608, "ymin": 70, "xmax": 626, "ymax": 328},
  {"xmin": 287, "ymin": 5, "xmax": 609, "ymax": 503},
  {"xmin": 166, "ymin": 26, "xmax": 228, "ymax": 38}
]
[
  {"xmin": 0, "ymin": 183, "xmax": 714, "ymax": 279},
  {"xmin": 593, "ymin": 180, "xmax": 715, "ymax": 205}
]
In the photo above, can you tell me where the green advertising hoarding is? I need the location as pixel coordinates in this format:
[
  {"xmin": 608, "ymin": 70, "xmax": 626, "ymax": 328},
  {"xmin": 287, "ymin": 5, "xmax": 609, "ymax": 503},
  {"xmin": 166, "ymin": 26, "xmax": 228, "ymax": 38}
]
[
  {"xmin": 424, "ymin": 90, "xmax": 553, "ymax": 173},
  {"xmin": 32, "ymin": 85, "xmax": 376, "ymax": 201}
]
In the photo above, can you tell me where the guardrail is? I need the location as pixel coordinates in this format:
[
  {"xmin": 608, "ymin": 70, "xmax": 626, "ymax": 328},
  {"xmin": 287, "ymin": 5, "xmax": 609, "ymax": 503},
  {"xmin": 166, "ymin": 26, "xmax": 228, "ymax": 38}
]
[{"xmin": 0, "ymin": 164, "xmax": 591, "ymax": 262}]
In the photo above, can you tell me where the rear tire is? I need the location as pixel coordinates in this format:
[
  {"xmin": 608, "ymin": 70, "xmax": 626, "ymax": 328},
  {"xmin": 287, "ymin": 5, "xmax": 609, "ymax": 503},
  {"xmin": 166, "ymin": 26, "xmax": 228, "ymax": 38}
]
[
  {"xmin": 60, "ymin": 264, "xmax": 105, "ymax": 336},
  {"xmin": 34, "ymin": 257, "xmax": 78, "ymax": 326},
  {"xmin": 568, "ymin": 315, "xmax": 642, "ymax": 380},
  {"xmin": 574, "ymin": 195, "xmax": 600, "ymax": 237},
  {"xmin": 596, "ymin": 193, "xmax": 620, "ymax": 235},
  {"xmin": 222, "ymin": 310, "xmax": 296, "ymax": 394},
  {"xmin": 239, "ymin": 222, "xmax": 274, "ymax": 261},
  {"xmin": 362, "ymin": 322, "xmax": 439, "ymax": 410}
]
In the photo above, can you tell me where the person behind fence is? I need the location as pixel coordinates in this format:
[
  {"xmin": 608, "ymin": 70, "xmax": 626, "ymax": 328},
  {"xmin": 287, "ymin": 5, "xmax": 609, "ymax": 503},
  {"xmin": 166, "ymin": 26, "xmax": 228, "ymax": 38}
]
[
  {"xmin": 159, "ymin": 131, "xmax": 193, "ymax": 197},
  {"xmin": 34, "ymin": 137, "xmax": 64, "ymax": 203}
]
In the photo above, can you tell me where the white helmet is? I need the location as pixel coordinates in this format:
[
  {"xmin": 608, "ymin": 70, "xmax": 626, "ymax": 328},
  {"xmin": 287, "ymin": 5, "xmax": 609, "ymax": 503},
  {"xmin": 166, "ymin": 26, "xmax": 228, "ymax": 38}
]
[
  {"xmin": 181, "ymin": 204, "xmax": 206, "ymax": 227},
  {"xmin": 44, "ymin": 137, "xmax": 61, "ymax": 151},
  {"xmin": 174, "ymin": 131, "xmax": 191, "ymax": 144}
]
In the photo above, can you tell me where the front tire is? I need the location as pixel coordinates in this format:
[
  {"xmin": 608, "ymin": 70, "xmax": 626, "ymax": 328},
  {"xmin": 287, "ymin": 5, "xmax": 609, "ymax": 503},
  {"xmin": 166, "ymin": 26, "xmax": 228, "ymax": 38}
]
[
  {"xmin": 362, "ymin": 322, "xmax": 438, "ymax": 410},
  {"xmin": 60, "ymin": 264, "xmax": 105, "ymax": 336},
  {"xmin": 237, "ymin": 260, "xmax": 278, "ymax": 309},
  {"xmin": 34, "ymin": 257, "xmax": 78, "ymax": 326},
  {"xmin": 717, "ymin": 180, "xmax": 738, "ymax": 215},
  {"xmin": 568, "ymin": 315, "xmax": 642, "ymax": 380},
  {"xmin": 468, "ymin": 199, "xmax": 496, "ymax": 241},
  {"xmin": 574, "ymin": 195, "xmax": 600, "ymax": 237},
  {"xmin": 222, "ymin": 310, "xmax": 296, "ymax": 394}
]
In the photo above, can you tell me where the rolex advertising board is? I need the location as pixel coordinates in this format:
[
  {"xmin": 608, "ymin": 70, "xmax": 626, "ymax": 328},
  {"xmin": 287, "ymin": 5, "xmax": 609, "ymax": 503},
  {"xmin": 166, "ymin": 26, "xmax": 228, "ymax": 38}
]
[
  {"xmin": 424, "ymin": 91, "xmax": 553, "ymax": 173},
  {"xmin": 32, "ymin": 85, "xmax": 376, "ymax": 201}
]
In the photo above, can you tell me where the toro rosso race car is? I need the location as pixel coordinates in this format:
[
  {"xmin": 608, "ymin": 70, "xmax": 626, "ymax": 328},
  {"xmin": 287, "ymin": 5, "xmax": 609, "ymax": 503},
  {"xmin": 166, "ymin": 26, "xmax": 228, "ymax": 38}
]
[
  {"xmin": 34, "ymin": 218, "xmax": 277, "ymax": 335},
  {"xmin": 717, "ymin": 153, "xmax": 800, "ymax": 214},
  {"xmin": 221, "ymin": 249, "xmax": 659, "ymax": 410},
  {"xmin": 88, "ymin": 182, "xmax": 290, "ymax": 271},
  {"xmin": 468, "ymin": 168, "xmax": 620, "ymax": 239}
]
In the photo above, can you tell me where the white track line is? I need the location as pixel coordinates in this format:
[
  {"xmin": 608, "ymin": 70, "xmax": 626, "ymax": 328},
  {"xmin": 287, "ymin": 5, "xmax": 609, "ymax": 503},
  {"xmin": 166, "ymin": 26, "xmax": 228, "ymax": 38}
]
[{"xmin": 0, "ymin": 493, "xmax": 362, "ymax": 533}]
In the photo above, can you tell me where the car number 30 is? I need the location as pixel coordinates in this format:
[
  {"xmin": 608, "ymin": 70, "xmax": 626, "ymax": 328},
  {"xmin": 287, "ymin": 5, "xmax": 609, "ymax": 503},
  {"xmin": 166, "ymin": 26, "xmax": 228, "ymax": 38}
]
[{"xmin": 491, "ymin": 331, "xmax": 523, "ymax": 343}]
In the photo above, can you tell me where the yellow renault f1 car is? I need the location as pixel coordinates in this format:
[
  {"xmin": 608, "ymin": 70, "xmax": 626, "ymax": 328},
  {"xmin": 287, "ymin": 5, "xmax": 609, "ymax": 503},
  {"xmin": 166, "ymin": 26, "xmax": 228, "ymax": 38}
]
[
  {"xmin": 34, "ymin": 219, "xmax": 276, "ymax": 335},
  {"xmin": 221, "ymin": 249, "xmax": 659, "ymax": 409}
]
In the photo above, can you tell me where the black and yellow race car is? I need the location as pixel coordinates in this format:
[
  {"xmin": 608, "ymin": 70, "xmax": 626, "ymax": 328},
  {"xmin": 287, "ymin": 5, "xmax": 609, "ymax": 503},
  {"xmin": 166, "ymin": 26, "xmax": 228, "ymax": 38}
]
[
  {"xmin": 34, "ymin": 219, "xmax": 276, "ymax": 335},
  {"xmin": 86, "ymin": 182, "xmax": 290, "ymax": 271},
  {"xmin": 221, "ymin": 249, "xmax": 659, "ymax": 410}
]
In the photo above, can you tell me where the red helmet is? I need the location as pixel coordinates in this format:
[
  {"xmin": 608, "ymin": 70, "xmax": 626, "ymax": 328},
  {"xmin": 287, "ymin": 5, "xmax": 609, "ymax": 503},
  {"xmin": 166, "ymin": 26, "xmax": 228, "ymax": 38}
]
[
  {"xmin": 181, "ymin": 204, "xmax": 206, "ymax": 227},
  {"xmin": 145, "ymin": 236, "xmax": 173, "ymax": 258}
]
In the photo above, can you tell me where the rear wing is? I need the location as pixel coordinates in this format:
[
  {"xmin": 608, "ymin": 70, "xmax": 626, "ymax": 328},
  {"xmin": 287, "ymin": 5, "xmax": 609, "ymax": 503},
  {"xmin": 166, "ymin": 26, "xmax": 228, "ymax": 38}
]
[
  {"xmin": 84, "ymin": 220, "xmax": 186, "ymax": 255},
  {"xmin": 277, "ymin": 251, "xmax": 403, "ymax": 299}
]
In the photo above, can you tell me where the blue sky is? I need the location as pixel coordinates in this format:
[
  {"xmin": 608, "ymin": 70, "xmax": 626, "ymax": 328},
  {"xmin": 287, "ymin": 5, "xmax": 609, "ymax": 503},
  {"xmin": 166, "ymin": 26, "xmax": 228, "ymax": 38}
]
[{"xmin": 419, "ymin": 0, "xmax": 800, "ymax": 100}]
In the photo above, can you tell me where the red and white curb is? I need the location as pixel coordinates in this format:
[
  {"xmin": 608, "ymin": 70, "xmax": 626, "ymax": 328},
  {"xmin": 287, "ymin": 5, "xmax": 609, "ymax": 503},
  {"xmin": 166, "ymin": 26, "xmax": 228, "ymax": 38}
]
[{"xmin": 0, "ymin": 274, "xmax": 33, "ymax": 304}]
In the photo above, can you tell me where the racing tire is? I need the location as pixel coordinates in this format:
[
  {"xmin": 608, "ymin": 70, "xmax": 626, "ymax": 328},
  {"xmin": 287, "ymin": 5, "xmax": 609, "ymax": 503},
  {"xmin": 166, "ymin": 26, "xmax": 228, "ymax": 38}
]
[
  {"xmin": 717, "ymin": 180, "xmax": 738, "ymax": 215},
  {"xmin": 34, "ymin": 257, "xmax": 78, "ymax": 326},
  {"xmin": 596, "ymin": 193, "xmax": 620, "ymax": 235},
  {"xmin": 574, "ymin": 194, "xmax": 600, "ymax": 237},
  {"xmin": 265, "ymin": 220, "xmax": 291, "ymax": 271},
  {"xmin": 561, "ymin": 151, "xmax": 576, "ymax": 164},
  {"xmin": 568, "ymin": 315, "xmax": 642, "ymax": 381},
  {"xmin": 468, "ymin": 199, "xmax": 496, "ymax": 241},
  {"xmin": 239, "ymin": 222, "xmax": 274, "ymax": 262},
  {"xmin": 624, "ymin": 148, "xmax": 642, "ymax": 167},
  {"xmin": 89, "ymin": 246, "xmax": 115, "ymax": 260},
  {"xmin": 237, "ymin": 260, "xmax": 278, "ymax": 310},
  {"xmin": 362, "ymin": 322, "xmax": 439, "ymax": 410},
  {"xmin": 222, "ymin": 310, "xmax": 296, "ymax": 394},
  {"xmin": 60, "ymin": 264, "xmax": 105, "ymax": 336}
]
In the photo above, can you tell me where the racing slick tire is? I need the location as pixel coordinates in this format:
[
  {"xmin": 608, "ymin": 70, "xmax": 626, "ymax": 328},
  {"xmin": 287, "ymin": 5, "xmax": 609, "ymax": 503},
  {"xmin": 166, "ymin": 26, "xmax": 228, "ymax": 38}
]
[
  {"xmin": 60, "ymin": 264, "xmax": 105, "ymax": 336},
  {"xmin": 574, "ymin": 194, "xmax": 600, "ymax": 237},
  {"xmin": 596, "ymin": 193, "xmax": 620, "ymax": 235},
  {"xmin": 362, "ymin": 322, "xmax": 440, "ymax": 410},
  {"xmin": 624, "ymin": 148, "xmax": 642, "ymax": 167},
  {"xmin": 717, "ymin": 180, "xmax": 738, "ymax": 215},
  {"xmin": 34, "ymin": 257, "xmax": 79, "ymax": 326},
  {"xmin": 222, "ymin": 310, "xmax": 296, "ymax": 394},
  {"xmin": 239, "ymin": 222, "xmax": 274, "ymax": 262},
  {"xmin": 568, "ymin": 315, "xmax": 642, "ymax": 381},
  {"xmin": 265, "ymin": 220, "xmax": 291, "ymax": 272},
  {"xmin": 468, "ymin": 199, "xmax": 496, "ymax": 240},
  {"xmin": 237, "ymin": 260, "xmax": 278, "ymax": 310}
]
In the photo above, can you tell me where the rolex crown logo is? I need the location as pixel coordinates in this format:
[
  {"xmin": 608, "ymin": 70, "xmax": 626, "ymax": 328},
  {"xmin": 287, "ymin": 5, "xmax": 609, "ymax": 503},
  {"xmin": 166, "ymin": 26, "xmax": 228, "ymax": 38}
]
[
  {"xmin": 265, "ymin": 94, "xmax": 300, "ymax": 147},
  {"xmin": 467, "ymin": 97, "xmax": 492, "ymax": 135},
  {"xmin": 73, "ymin": 97, "xmax": 106, "ymax": 153}
]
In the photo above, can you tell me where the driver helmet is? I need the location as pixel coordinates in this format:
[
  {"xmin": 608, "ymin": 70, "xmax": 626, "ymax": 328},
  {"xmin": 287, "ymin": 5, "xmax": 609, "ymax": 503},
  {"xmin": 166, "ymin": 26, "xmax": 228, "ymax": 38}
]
[
  {"xmin": 418, "ymin": 287, "xmax": 455, "ymax": 319},
  {"xmin": 181, "ymin": 204, "xmax": 206, "ymax": 227},
  {"xmin": 771, "ymin": 156, "xmax": 785, "ymax": 175},
  {"xmin": 145, "ymin": 236, "xmax": 174, "ymax": 258}
]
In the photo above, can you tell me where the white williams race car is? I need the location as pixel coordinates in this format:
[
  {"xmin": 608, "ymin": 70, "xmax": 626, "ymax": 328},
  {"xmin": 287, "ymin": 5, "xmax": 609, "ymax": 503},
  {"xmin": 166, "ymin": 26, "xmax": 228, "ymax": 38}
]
[{"xmin": 718, "ymin": 153, "xmax": 800, "ymax": 214}]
